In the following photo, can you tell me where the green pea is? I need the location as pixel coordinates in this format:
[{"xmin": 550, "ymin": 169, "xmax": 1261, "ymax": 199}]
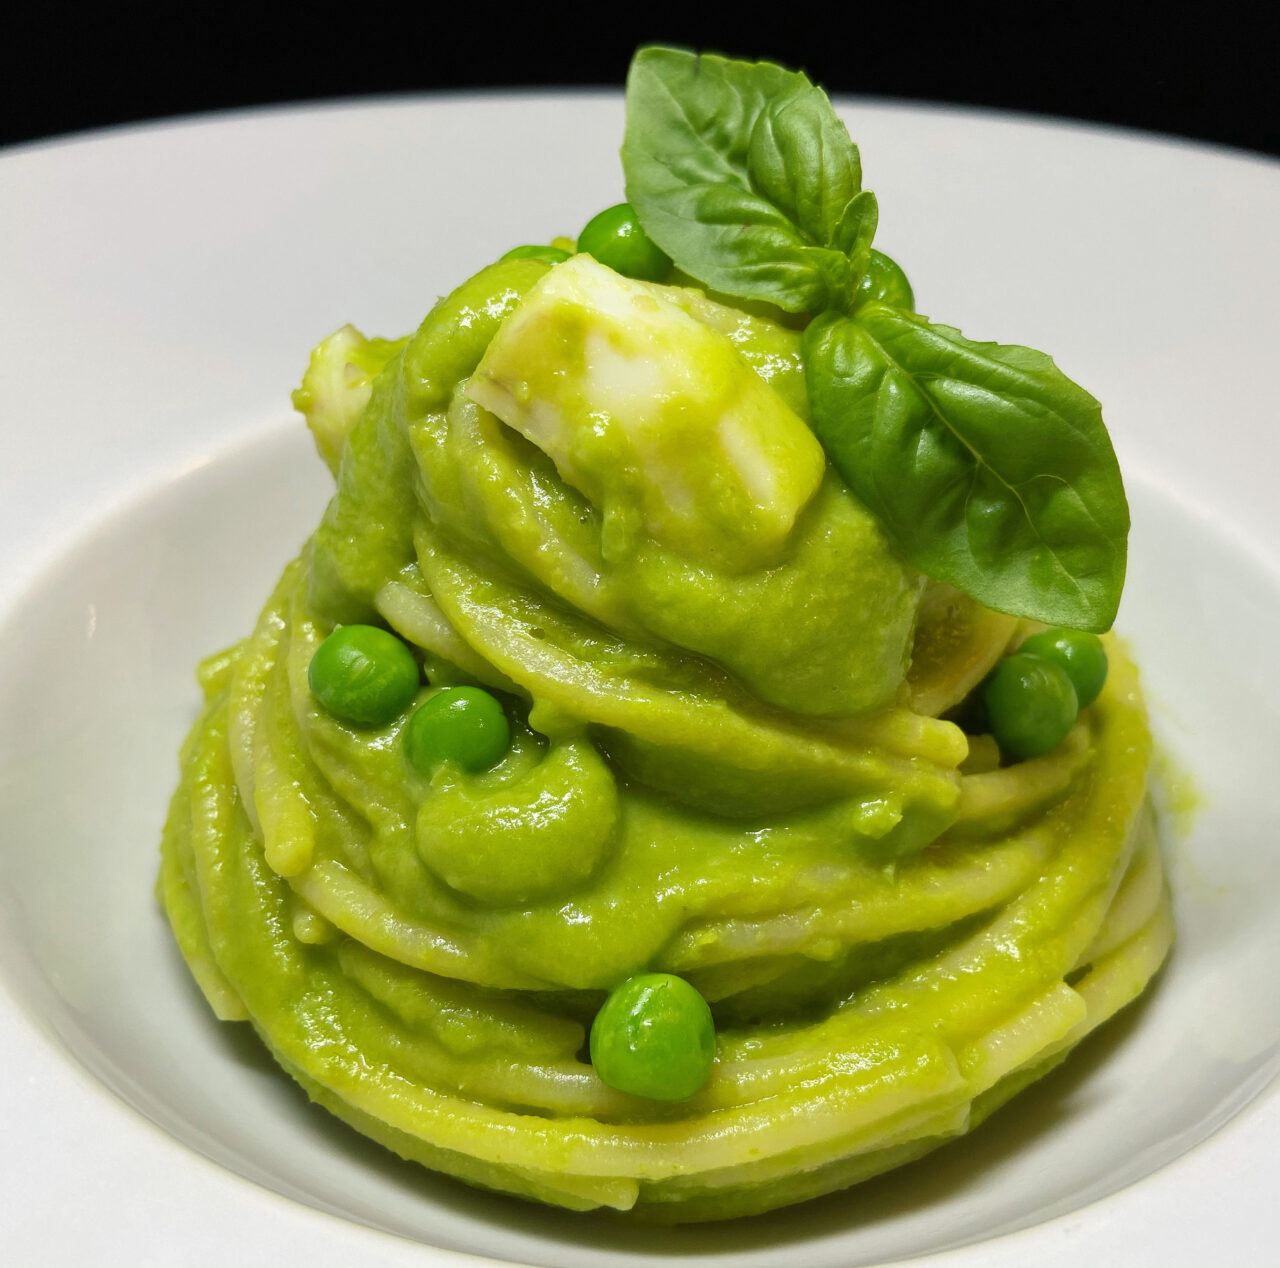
[
  {"xmin": 590, "ymin": 973, "xmax": 715, "ymax": 1102},
  {"xmin": 1018, "ymin": 628, "xmax": 1109, "ymax": 708},
  {"xmin": 404, "ymin": 686, "xmax": 510, "ymax": 774},
  {"xmin": 856, "ymin": 248, "xmax": 915, "ymax": 310},
  {"xmin": 308, "ymin": 625, "xmax": 419, "ymax": 728},
  {"xmin": 500, "ymin": 244, "xmax": 571, "ymax": 265},
  {"xmin": 984, "ymin": 652, "xmax": 1078, "ymax": 761},
  {"xmin": 576, "ymin": 203, "xmax": 671, "ymax": 282}
]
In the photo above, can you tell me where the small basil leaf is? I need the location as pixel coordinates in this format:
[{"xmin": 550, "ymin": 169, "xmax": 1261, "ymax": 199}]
[
  {"xmin": 747, "ymin": 84, "xmax": 862, "ymax": 248},
  {"xmin": 803, "ymin": 306, "xmax": 1129, "ymax": 631},
  {"xmin": 831, "ymin": 189, "xmax": 879, "ymax": 280},
  {"xmin": 622, "ymin": 46, "xmax": 862, "ymax": 313},
  {"xmin": 856, "ymin": 248, "xmax": 915, "ymax": 310}
]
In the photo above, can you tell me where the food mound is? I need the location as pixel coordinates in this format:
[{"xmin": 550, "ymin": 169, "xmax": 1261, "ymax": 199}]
[{"xmin": 158, "ymin": 49, "xmax": 1171, "ymax": 1223}]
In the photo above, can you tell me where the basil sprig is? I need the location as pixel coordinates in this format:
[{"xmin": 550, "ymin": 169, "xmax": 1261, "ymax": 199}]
[
  {"xmin": 622, "ymin": 48, "xmax": 868, "ymax": 313},
  {"xmin": 622, "ymin": 46, "xmax": 1128, "ymax": 631}
]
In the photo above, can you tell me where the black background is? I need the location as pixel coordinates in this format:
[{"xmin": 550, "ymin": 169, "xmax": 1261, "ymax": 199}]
[{"xmin": 3, "ymin": 3, "xmax": 1276, "ymax": 158}]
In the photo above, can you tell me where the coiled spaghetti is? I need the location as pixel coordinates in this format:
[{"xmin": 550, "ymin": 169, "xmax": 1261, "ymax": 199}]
[{"xmin": 159, "ymin": 257, "xmax": 1170, "ymax": 1221}]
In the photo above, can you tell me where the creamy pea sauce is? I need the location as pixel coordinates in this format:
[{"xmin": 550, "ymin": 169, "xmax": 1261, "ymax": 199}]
[{"xmin": 159, "ymin": 253, "xmax": 1170, "ymax": 1220}]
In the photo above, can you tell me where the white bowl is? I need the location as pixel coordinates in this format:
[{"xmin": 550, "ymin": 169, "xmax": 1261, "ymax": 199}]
[{"xmin": 2, "ymin": 94, "xmax": 1279, "ymax": 1267}]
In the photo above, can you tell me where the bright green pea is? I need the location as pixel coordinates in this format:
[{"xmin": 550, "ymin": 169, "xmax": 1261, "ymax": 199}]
[
  {"xmin": 404, "ymin": 686, "xmax": 510, "ymax": 774},
  {"xmin": 856, "ymin": 248, "xmax": 915, "ymax": 310},
  {"xmin": 500, "ymin": 244, "xmax": 571, "ymax": 265},
  {"xmin": 1018, "ymin": 628, "xmax": 1109, "ymax": 708},
  {"xmin": 984, "ymin": 652, "xmax": 1078, "ymax": 761},
  {"xmin": 308, "ymin": 625, "xmax": 419, "ymax": 728},
  {"xmin": 590, "ymin": 973, "xmax": 715, "ymax": 1102},
  {"xmin": 576, "ymin": 203, "xmax": 671, "ymax": 282}
]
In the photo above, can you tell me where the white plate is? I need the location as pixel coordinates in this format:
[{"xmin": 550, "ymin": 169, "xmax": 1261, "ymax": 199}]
[{"xmin": 1, "ymin": 94, "xmax": 1279, "ymax": 1268}]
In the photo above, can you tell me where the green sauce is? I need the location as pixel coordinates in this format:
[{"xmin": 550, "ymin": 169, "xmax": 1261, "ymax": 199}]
[{"xmin": 159, "ymin": 252, "xmax": 1171, "ymax": 1220}]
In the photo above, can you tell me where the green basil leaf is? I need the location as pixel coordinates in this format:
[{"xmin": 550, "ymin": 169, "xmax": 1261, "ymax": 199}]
[
  {"xmin": 622, "ymin": 46, "xmax": 865, "ymax": 312},
  {"xmin": 803, "ymin": 306, "xmax": 1129, "ymax": 631},
  {"xmin": 831, "ymin": 189, "xmax": 878, "ymax": 272},
  {"xmin": 856, "ymin": 248, "xmax": 915, "ymax": 311},
  {"xmin": 747, "ymin": 84, "xmax": 862, "ymax": 246}
]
